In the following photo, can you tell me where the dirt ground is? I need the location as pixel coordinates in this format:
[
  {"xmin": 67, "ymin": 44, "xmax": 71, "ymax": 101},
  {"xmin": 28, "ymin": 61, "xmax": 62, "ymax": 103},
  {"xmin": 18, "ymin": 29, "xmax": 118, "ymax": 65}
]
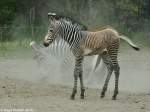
[
  {"xmin": 0, "ymin": 77, "xmax": 150, "ymax": 112},
  {"xmin": 0, "ymin": 45, "xmax": 150, "ymax": 112}
]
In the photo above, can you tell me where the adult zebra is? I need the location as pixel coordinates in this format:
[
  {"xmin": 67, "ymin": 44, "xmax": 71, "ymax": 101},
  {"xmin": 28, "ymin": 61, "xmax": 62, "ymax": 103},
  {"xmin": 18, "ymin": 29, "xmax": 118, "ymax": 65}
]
[{"xmin": 43, "ymin": 13, "xmax": 140, "ymax": 100}]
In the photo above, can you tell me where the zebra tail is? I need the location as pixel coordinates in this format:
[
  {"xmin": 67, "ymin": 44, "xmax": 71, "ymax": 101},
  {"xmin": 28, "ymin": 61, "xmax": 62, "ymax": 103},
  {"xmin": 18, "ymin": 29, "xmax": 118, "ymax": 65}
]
[
  {"xmin": 119, "ymin": 35, "xmax": 140, "ymax": 51},
  {"xmin": 92, "ymin": 55, "xmax": 101, "ymax": 72}
]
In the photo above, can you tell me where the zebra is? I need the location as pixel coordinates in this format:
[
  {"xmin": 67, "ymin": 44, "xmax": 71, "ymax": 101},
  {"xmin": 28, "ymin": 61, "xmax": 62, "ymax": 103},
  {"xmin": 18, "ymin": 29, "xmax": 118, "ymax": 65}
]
[{"xmin": 43, "ymin": 13, "xmax": 140, "ymax": 100}]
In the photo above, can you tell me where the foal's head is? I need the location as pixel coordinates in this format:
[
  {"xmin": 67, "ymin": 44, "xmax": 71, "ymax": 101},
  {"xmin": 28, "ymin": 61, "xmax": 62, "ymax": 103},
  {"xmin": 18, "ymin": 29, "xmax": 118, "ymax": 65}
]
[{"xmin": 43, "ymin": 13, "xmax": 61, "ymax": 47}]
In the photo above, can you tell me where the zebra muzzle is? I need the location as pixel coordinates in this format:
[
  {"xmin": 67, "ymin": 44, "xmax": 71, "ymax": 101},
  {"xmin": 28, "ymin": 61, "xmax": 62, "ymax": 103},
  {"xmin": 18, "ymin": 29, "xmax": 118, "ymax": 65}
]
[{"xmin": 43, "ymin": 42, "xmax": 50, "ymax": 47}]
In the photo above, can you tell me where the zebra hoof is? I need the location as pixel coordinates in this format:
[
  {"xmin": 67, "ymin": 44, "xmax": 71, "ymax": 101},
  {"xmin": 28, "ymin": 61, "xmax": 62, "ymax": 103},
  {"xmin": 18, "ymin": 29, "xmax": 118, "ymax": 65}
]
[
  {"xmin": 112, "ymin": 96, "xmax": 117, "ymax": 100},
  {"xmin": 70, "ymin": 95, "xmax": 75, "ymax": 100},
  {"xmin": 80, "ymin": 95, "xmax": 84, "ymax": 99},
  {"xmin": 100, "ymin": 92, "xmax": 105, "ymax": 98},
  {"xmin": 101, "ymin": 95, "xmax": 105, "ymax": 98}
]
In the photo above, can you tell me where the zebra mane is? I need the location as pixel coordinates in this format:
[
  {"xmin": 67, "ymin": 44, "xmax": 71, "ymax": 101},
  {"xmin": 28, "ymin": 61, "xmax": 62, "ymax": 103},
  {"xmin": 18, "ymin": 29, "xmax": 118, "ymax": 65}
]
[{"xmin": 48, "ymin": 12, "xmax": 88, "ymax": 30}]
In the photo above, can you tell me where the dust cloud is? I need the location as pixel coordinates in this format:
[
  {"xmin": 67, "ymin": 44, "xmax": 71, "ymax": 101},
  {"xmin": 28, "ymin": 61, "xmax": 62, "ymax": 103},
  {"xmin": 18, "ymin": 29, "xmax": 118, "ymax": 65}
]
[
  {"xmin": 15, "ymin": 41, "xmax": 150, "ymax": 93},
  {"xmin": 0, "ymin": 41, "xmax": 150, "ymax": 94}
]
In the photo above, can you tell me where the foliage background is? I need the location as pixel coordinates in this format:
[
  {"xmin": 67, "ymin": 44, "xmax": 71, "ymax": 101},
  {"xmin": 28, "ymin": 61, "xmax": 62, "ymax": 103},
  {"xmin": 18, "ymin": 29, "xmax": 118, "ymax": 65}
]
[{"xmin": 0, "ymin": 0, "xmax": 150, "ymax": 45}]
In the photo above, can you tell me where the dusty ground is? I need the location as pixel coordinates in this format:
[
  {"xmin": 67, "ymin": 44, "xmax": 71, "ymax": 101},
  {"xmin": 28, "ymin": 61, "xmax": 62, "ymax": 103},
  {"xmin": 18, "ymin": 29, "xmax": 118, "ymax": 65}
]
[
  {"xmin": 0, "ymin": 44, "xmax": 150, "ymax": 112},
  {"xmin": 0, "ymin": 77, "xmax": 150, "ymax": 112}
]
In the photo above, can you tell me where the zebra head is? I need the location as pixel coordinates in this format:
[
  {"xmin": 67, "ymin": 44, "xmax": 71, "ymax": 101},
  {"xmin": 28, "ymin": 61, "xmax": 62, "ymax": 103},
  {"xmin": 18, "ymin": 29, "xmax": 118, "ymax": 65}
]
[{"xmin": 43, "ymin": 13, "xmax": 60, "ymax": 47}]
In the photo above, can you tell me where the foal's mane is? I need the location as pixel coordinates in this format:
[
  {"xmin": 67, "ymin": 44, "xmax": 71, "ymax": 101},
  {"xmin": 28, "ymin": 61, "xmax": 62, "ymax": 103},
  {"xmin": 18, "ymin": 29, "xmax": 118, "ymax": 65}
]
[
  {"xmin": 49, "ymin": 13, "xmax": 88, "ymax": 31},
  {"xmin": 89, "ymin": 26, "xmax": 114, "ymax": 32}
]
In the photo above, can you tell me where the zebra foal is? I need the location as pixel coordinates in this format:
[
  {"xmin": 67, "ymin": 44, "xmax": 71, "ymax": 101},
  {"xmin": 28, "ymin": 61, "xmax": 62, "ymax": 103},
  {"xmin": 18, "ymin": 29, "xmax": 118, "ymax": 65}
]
[{"xmin": 43, "ymin": 13, "xmax": 140, "ymax": 100}]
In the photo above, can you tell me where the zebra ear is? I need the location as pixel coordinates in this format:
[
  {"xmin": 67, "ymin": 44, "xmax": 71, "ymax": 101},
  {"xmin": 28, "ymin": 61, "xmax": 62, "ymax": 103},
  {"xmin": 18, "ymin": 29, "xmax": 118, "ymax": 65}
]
[
  {"xmin": 48, "ymin": 12, "xmax": 56, "ymax": 18},
  {"xmin": 48, "ymin": 12, "xmax": 56, "ymax": 21},
  {"xmin": 48, "ymin": 12, "xmax": 60, "ymax": 21}
]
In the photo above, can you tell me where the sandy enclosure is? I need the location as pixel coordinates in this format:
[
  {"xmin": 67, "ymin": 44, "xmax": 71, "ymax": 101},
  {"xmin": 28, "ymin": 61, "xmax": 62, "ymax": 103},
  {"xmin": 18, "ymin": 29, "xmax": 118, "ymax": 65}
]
[
  {"xmin": 0, "ymin": 78, "xmax": 149, "ymax": 112},
  {"xmin": 0, "ymin": 45, "xmax": 150, "ymax": 112}
]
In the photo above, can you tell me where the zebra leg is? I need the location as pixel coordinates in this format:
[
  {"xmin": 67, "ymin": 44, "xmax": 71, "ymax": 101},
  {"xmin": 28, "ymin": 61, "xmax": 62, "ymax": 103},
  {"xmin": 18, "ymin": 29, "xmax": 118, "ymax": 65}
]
[
  {"xmin": 101, "ymin": 52, "xmax": 114, "ymax": 98},
  {"xmin": 112, "ymin": 63, "xmax": 120, "ymax": 100},
  {"xmin": 70, "ymin": 56, "xmax": 84, "ymax": 100},
  {"xmin": 79, "ymin": 69, "xmax": 85, "ymax": 99},
  {"xmin": 108, "ymin": 40, "xmax": 120, "ymax": 100},
  {"xmin": 70, "ymin": 69, "xmax": 78, "ymax": 100},
  {"xmin": 78, "ymin": 56, "xmax": 85, "ymax": 99}
]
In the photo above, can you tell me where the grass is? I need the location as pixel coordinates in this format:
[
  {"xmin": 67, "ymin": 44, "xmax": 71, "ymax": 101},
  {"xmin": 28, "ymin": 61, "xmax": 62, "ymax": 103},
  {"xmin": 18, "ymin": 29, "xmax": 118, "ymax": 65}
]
[{"xmin": 0, "ymin": 39, "xmax": 36, "ymax": 59}]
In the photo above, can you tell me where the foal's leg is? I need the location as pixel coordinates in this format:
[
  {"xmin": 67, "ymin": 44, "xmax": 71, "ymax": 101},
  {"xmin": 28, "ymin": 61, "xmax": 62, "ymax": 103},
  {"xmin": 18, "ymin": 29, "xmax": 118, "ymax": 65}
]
[
  {"xmin": 79, "ymin": 63, "xmax": 85, "ymax": 99},
  {"xmin": 101, "ymin": 52, "xmax": 114, "ymax": 98},
  {"xmin": 70, "ymin": 56, "xmax": 84, "ymax": 100},
  {"xmin": 112, "ymin": 62, "xmax": 120, "ymax": 100},
  {"xmin": 78, "ymin": 56, "xmax": 85, "ymax": 99},
  {"xmin": 109, "ymin": 40, "xmax": 120, "ymax": 100}
]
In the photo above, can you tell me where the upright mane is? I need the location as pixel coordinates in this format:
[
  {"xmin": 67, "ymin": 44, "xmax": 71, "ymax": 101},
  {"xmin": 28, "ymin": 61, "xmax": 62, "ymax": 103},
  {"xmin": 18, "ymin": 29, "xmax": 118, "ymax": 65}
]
[{"xmin": 48, "ymin": 12, "xmax": 88, "ymax": 30}]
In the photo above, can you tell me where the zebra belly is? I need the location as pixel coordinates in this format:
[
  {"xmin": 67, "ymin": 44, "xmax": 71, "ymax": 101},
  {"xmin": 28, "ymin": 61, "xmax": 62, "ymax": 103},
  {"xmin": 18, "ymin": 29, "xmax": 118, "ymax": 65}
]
[
  {"xmin": 83, "ymin": 48, "xmax": 93, "ymax": 55},
  {"xmin": 83, "ymin": 48, "xmax": 107, "ymax": 56}
]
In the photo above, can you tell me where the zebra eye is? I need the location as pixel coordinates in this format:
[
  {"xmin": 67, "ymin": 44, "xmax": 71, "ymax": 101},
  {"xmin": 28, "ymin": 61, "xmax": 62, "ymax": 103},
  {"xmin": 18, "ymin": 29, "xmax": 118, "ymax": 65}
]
[{"xmin": 49, "ymin": 29, "xmax": 53, "ymax": 32}]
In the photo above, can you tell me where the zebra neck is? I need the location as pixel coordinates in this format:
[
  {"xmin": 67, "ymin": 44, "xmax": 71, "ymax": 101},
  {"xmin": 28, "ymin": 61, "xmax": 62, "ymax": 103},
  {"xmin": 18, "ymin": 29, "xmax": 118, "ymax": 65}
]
[{"xmin": 61, "ymin": 29, "xmax": 83, "ymax": 49}]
